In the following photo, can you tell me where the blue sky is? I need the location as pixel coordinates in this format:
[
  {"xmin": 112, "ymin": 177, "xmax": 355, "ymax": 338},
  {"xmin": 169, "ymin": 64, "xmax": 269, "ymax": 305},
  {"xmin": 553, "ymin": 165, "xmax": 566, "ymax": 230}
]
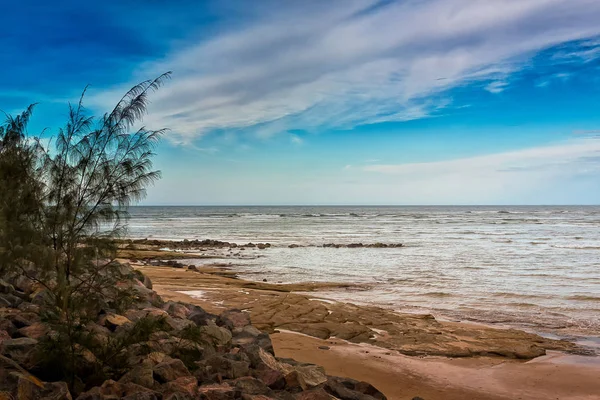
[{"xmin": 2, "ymin": 0, "xmax": 600, "ymax": 205}]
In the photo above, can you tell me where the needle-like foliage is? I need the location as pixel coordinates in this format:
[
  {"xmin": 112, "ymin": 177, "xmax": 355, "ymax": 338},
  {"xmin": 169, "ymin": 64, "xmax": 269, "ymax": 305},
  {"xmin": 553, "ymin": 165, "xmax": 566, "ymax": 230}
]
[{"xmin": 0, "ymin": 72, "xmax": 170, "ymax": 314}]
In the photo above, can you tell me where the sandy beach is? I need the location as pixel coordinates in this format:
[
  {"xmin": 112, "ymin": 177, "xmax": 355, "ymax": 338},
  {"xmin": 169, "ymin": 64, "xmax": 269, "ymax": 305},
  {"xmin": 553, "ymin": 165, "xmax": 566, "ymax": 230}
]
[{"xmin": 121, "ymin": 245, "xmax": 600, "ymax": 400}]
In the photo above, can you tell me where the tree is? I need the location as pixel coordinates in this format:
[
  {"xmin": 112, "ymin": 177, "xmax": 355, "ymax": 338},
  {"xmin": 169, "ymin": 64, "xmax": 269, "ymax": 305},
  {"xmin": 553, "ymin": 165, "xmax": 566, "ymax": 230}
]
[{"xmin": 0, "ymin": 73, "xmax": 170, "ymax": 384}]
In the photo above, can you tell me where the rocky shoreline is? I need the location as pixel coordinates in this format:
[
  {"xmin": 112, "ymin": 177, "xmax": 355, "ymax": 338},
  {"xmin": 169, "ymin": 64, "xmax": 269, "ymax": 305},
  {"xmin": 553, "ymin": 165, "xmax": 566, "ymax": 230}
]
[
  {"xmin": 135, "ymin": 264, "xmax": 581, "ymax": 360},
  {"xmin": 0, "ymin": 262, "xmax": 391, "ymax": 400}
]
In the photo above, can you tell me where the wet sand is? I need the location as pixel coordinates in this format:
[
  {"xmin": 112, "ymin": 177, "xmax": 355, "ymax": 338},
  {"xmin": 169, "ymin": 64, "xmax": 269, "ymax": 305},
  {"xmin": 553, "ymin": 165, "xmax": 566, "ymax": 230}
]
[{"xmin": 272, "ymin": 330, "xmax": 600, "ymax": 400}]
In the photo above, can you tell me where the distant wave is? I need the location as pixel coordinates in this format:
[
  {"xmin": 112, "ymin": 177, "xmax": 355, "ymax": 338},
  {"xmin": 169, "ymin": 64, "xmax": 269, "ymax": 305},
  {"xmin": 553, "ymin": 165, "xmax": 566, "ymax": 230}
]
[
  {"xmin": 551, "ymin": 245, "xmax": 600, "ymax": 250},
  {"xmin": 566, "ymin": 295, "xmax": 600, "ymax": 302}
]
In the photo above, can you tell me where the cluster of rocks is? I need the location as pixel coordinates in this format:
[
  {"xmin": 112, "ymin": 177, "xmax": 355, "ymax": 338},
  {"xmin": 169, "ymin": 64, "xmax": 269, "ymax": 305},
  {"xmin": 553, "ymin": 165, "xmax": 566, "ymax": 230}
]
[
  {"xmin": 0, "ymin": 263, "xmax": 389, "ymax": 400},
  {"xmin": 321, "ymin": 243, "xmax": 403, "ymax": 249},
  {"xmin": 124, "ymin": 239, "xmax": 273, "ymax": 251}
]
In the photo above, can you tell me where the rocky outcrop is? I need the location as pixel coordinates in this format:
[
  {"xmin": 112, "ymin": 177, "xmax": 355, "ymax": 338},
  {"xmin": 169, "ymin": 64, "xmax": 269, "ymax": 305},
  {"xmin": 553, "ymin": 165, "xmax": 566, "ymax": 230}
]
[{"xmin": 0, "ymin": 262, "xmax": 388, "ymax": 400}]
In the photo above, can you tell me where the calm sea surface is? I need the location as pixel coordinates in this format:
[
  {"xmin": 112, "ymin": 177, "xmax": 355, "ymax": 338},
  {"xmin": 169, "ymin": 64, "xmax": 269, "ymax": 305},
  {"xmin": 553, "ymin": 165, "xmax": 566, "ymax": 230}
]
[{"xmin": 126, "ymin": 206, "xmax": 600, "ymax": 342}]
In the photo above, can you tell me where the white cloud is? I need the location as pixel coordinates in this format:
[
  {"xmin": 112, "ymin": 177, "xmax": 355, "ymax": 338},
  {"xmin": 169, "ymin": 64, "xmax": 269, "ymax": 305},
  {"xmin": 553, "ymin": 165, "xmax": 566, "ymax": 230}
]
[
  {"xmin": 484, "ymin": 81, "xmax": 509, "ymax": 94},
  {"xmin": 362, "ymin": 138, "xmax": 600, "ymax": 203},
  {"xmin": 92, "ymin": 0, "xmax": 600, "ymax": 143}
]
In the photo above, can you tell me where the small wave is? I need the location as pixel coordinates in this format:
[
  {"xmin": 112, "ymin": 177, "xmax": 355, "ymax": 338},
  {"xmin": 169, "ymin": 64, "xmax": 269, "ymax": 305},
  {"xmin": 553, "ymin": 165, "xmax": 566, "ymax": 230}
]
[
  {"xmin": 566, "ymin": 295, "xmax": 600, "ymax": 302},
  {"xmin": 491, "ymin": 292, "xmax": 550, "ymax": 299},
  {"xmin": 551, "ymin": 245, "xmax": 600, "ymax": 250},
  {"xmin": 497, "ymin": 210, "xmax": 510, "ymax": 214},
  {"xmin": 423, "ymin": 291, "xmax": 453, "ymax": 297}
]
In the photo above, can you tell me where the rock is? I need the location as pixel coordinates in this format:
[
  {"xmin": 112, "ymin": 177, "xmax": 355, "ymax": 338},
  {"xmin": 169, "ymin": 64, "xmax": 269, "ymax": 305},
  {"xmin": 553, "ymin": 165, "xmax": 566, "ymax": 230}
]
[
  {"xmin": 324, "ymin": 377, "xmax": 386, "ymax": 400},
  {"xmin": 318, "ymin": 346, "xmax": 330, "ymax": 350},
  {"xmin": 161, "ymin": 376, "xmax": 198, "ymax": 398},
  {"xmin": 288, "ymin": 244, "xmax": 300, "ymax": 248},
  {"xmin": 197, "ymin": 384, "xmax": 237, "ymax": 400},
  {"xmin": 202, "ymin": 321, "xmax": 232, "ymax": 347},
  {"xmin": 0, "ymin": 330, "xmax": 10, "ymax": 346},
  {"xmin": 166, "ymin": 316, "xmax": 195, "ymax": 332},
  {"xmin": 0, "ymin": 280, "xmax": 15, "ymax": 295},
  {"xmin": 102, "ymin": 314, "xmax": 131, "ymax": 331},
  {"xmin": 197, "ymin": 355, "xmax": 250, "ymax": 381},
  {"xmin": 188, "ymin": 308, "xmax": 213, "ymax": 326},
  {"xmin": 140, "ymin": 275, "xmax": 153, "ymax": 290},
  {"xmin": 1, "ymin": 337, "xmax": 38, "ymax": 366},
  {"xmin": 294, "ymin": 389, "xmax": 337, "ymax": 400},
  {"xmin": 294, "ymin": 365, "xmax": 328, "ymax": 390},
  {"xmin": 163, "ymin": 302, "xmax": 190, "ymax": 320},
  {"xmin": 231, "ymin": 377, "xmax": 270, "ymax": 395},
  {"xmin": 253, "ymin": 367, "xmax": 285, "ymax": 390},
  {"xmin": 218, "ymin": 310, "xmax": 251, "ymax": 330},
  {"xmin": 118, "ymin": 361, "xmax": 156, "ymax": 389},
  {"xmin": 13, "ymin": 276, "xmax": 35, "ymax": 295},
  {"xmin": 76, "ymin": 380, "xmax": 160, "ymax": 400},
  {"xmin": 187, "ymin": 265, "xmax": 199, "ymax": 272},
  {"xmin": 153, "ymin": 359, "xmax": 191, "ymax": 383},
  {"xmin": 17, "ymin": 377, "xmax": 72, "ymax": 400},
  {"xmin": 30, "ymin": 289, "xmax": 53, "ymax": 307},
  {"xmin": 0, "ymin": 320, "xmax": 17, "ymax": 338},
  {"xmin": 18, "ymin": 322, "xmax": 48, "ymax": 340}
]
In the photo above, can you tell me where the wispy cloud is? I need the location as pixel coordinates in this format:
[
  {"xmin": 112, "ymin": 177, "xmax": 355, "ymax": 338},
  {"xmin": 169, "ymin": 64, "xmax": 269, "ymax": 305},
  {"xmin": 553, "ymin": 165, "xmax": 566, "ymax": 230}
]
[
  {"xmin": 363, "ymin": 138, "xmax": 600, "ymax": 202},
  {"xmin": 92, "ymin": 0, "xmax": 600, "ymax": 144}
]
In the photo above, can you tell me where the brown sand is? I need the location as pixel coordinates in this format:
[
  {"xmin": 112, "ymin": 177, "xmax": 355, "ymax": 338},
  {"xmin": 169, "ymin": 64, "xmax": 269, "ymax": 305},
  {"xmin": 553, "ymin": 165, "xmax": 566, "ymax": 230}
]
[
  {"xmin": 272, "ymin": 330, "xmax": 600, "ymax": 400},
  {"xmin": 128, "ymin": 261, "xmax": 600, "ymax": 400}
]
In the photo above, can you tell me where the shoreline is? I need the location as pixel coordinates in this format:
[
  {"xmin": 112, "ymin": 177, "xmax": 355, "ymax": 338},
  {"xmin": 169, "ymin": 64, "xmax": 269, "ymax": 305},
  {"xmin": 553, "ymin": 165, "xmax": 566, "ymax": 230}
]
[
  {"xmin": 118, "ymin": 238, "xmax": 600, "ymax": 343},
  {"xmin": 123, "ymin": 255, "xmax": 600, "ymax": 399}
]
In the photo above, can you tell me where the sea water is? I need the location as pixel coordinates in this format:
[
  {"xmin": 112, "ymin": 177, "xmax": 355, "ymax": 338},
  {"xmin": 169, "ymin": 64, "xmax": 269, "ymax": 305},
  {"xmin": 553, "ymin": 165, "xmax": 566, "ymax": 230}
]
[{"xmin": 126, "ymin": 206, "xmax": 600, "ymax": 340}]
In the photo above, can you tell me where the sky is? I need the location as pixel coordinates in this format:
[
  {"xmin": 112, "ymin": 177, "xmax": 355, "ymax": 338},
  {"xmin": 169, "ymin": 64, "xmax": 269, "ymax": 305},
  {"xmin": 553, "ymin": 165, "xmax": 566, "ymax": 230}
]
[{"xmin": 2, "ymin": 0, "xmax": 600, "ymax": 205}]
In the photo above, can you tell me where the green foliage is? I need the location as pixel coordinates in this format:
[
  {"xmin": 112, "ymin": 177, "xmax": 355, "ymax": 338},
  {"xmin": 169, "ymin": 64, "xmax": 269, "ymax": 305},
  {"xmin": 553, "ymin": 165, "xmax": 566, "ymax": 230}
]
[
  {"xmin": 0, "ymin": 73, "xmax": 170, "ymax": 389},
  {"xmin": 36, "ymin": 315, "xmax": 172, "ymax": 388}
]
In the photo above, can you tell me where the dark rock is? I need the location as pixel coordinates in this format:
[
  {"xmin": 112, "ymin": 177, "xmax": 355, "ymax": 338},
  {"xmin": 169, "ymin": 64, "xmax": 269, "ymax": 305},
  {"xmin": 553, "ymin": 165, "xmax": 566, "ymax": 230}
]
[
  {"xmin": 188, "ymin": 307, "xmax": 213, "ymax": 326},
  {"xmin": 0, "ymin": 280, "xmax": 15, "ymax": 295},
  {"xmin": 153, "ymin": 358, "xmax": 191, "ymax": 383},
  {"xmin": 102, "ymin": 313, "xmax": 132, "ymax": 331},
  {"xmin": 161, "ymin": 376, "xmax": 198, "ymax": 397},
  {"xmin": 163, "ymin": 301, "xmax": 190, "ymax": 320},
  {"xmin": 1, "ymin": 337, "xmax": 38, "ymax": 366},
  {"xmin": 118, "ymin": 361, "xmax": 156, "ymax": 389},
  {"xmin": 76, "ymin": 380, "xmax": 160, "ymax": 400},
  {"xmin": 230, "ymin": 377, "xmax": 270, "ymax": 395},
  {"xmin": 294, "ymin": 388, "xmax": 336, "ymax": 400},
  {"xmin": 197, "ymin": 355, "xmax": 250, "ymax": 381},
  {"xmin": 17, "ymin": 377, "xmax": 72, "ymax": 400},
  {"xmin": 30, "ymin": 289, "xmax": 53, "ymax": 307},
  {"xmin": 318, "ymin": 346, "xmax": 330, "ymax": 351},
  {"xmin": 17, "ymin": 322, "xmax": 48, "ymax": 340},
  {"xmin": 197, "ymin": 384, "xmax": 237, "ymax": 400},
  {"xmin": 218, "ymin": 310, "xmax": 251, "ymax": 330},
  {"xmin": 324, "ymin": 377, "xmax": 386, "ymax": 400}
]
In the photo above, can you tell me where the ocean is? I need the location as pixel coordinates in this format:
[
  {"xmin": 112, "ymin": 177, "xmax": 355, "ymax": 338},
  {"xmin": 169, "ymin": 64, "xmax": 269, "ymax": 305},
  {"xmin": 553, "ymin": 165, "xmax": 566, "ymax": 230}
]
[{"xmin": 126, "ymin": 205, "xmax": 600, "ymax": 343}]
